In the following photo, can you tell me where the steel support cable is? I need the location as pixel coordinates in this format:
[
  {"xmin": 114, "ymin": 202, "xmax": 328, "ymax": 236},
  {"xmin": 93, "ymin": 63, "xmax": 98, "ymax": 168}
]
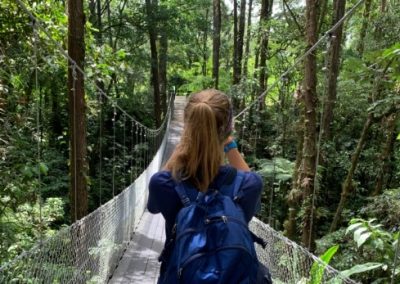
[
  {"xmin": 234, "ymin": 0, "xmax": 366, "ymax": 120},
  {"xmin": 14, "ymin": 0, "xmax": 172, "ymax": 134}
]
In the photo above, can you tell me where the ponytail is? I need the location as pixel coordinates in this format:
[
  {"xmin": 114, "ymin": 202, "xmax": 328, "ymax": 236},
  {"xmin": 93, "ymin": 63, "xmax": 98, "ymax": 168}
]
[{"xmin": 165, "ymin": 89, "xmax": 231, "ymax": 192}]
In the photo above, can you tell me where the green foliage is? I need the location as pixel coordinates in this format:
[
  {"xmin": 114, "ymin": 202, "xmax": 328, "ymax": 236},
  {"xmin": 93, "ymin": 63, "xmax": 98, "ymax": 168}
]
[
  {"xmin": 360, "ymin": 188, "xmax": 400, "ymax": 228},
  {"xmin": 0, "ymin": 197, "xmax": 65, "ymax": 265},
  {"xmin": 309, "ymin": 245, "xmax": 339, "ymax": 284},
  {"xmin": 257, "ymin": 157, "xmax": 294, "ymax": 228},
  {"xmin": 318, "ymin": 219, "xmax": 399, "ymax": 283}
]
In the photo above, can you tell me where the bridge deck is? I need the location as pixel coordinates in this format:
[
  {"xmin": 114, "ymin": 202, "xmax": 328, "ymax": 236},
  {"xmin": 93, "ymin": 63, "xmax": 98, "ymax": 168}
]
[{"xmin": 109, "ymin": 96, "xmax": 186, "ymax": 284}]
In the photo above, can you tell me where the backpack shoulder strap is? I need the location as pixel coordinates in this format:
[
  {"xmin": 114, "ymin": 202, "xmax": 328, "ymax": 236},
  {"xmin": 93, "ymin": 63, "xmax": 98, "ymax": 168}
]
[
  {"xmin": 232, "ymin": 170, "xmax": 245, "ymax": 201},
  {"xmin": 174, "ymin": 183, "xmax": 191, "ymax": 207}
]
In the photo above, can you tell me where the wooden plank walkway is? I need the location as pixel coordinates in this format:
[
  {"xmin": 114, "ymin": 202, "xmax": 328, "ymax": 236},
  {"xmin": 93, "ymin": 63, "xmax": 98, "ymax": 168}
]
[{"xmin": 109, "ymin": 96, "xmax": 186, "ymax": 284}]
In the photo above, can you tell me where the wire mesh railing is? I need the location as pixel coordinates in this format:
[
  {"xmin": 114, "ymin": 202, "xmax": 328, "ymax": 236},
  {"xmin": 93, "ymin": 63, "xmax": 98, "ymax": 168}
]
[
  {"xmin": 0, "ymin": 95, "xmax": 174, "ymax": 284},
  {"xmin": 250, "ymin": 218, "xmax": 359, "ymax": 284}
]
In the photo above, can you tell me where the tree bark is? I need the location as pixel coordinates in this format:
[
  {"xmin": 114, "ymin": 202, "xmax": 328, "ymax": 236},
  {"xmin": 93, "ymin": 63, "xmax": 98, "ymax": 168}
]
[
  {"xmin": 68, "ymin": 0, "xmax": 88, "ymax": 222},
  {"xmin": 356, "ymin": 0, "xmax": 372, "ymax": 56},
  {"xmin": 96, "ymin": 0, "xmax": 103, "ymax": 43},
  {"xmin": 237, "ymin": 0, "xmax": 246, "ymax": 81},
  {"xmin": 212, "ymin": 0, "xmax": 221, "ymax": 88},
  {"xmin": 320, "ymin": 0, "xmax": 346, "ymax": 142},
  {"xmin": 300, "ymin": 0, "xmax": 319, "ymax": 251},
  {"xmin": 381, "ymin": 0, "xmax": 387, "ymax": 12},
  {"xmin": 258, "ymin": 0, "xmax": 273, "ymax": 108},
  {"xmin": 233, "ymin": 0, "xmax": 239, "ymax": 84},
  {"xmin": 202, "ymin": 8, "xmax": 210, "ymax": 77},
  {"xmin": 372, "ymin": 113, "xmax": 398, "ymax": 196},
  {"xmin": 145, "ymin": 0, "xmax": 161, "ymax": 126},
  {"xmin": 106, "ymin": 0, "xmax": 113, "ymax": 46},
  {"xmin": 89, "ymin": 0, "xmax": 102, "ymax": 43},
  {"xmin": 233, "ymin": 0, "xmax": 246, "ymax": 85},
  {"xmin": 284, "ymin": 97, "xmax": 304, "ymax": 240},
  {"xmin": 159, "ymin": 27, "xmax": 168, "ymax": 117},
  {"xmin": 242, "ymin": 0, "xmax": 253, "ymax": 78}
]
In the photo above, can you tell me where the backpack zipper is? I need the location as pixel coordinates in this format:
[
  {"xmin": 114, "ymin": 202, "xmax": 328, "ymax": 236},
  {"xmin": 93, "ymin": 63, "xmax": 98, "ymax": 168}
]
[
  {"xmin": 204, "ymin": 215, "xmax": 247, "ymax": 227},
  {"xmin": 177, "ymin": 245, "xmax": 254, "ymax": 280},
  {"xmin": 175, "ymin": 216, "xmax": 248, "ymax": 241}
]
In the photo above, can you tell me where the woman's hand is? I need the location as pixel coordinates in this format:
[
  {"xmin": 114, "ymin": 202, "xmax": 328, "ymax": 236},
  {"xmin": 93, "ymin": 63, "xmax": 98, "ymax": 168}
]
[{"xmin": 223, "ymin": 137, "xmax": 250, "ymax": 172}]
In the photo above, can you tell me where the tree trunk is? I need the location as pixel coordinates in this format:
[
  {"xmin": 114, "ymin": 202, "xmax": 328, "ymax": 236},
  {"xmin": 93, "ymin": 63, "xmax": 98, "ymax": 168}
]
[
  {"xmin": 242, "ymin": 0, "xmax": 253, "ymax": 78},
  {"xmin": 89, "ymin": 0, "xmax": 102, "ymax": 43},
  {"xmin": 233, "ymin": 0, "xmax": 239, "ymax": 84},
  {"xmin": 320, "ymin": 0, "xmax": 346, "ymax": 142},
  {"xmin": 202, "ymin": 8, "xmax": 209, "ymax": 77},
  {"xmin": 317, "ymin": 0, "xmax": 328, "ymax": 35},
  {"xmin": 96, "ymin": 0, "xmax": 103, "ymax": 43},
  {"xmin": 330, "ymin": 114, "xmax": 373, "ymax": 232},
  {"xmin": 258, "ymin": 0, "xmax": 273, "ymax": 109},
  {"xmin": 372, "ymin": 113, "xmax": 398, "ymax": 196},
  {"xmin": 356, "ymin": 0, "xmax": 372, "ymax": 56},
  {"xmin": 237, "ymin": 0, "xmax": 246, "ymax": 81},
  {"xmin": 145, "ymin": 0, "xmax": 161, "ymax": 127},
  {"xmin": 300, "ymin": 0, "xmax": 319, "ymax": 251},
  {"xmin": 381, "ymin": 0, "xmax": 387, "ymax": 12},
  {"xmin": 284, "ymin": 99, "xmax": 304, "ymax": 240},
  {"xmin": 106, "ymin": 0, "xmax": 113, "ymax": 46},
  {"xmin": 68, "ymin": 0, "xmax": 88, "ymax": 222},
  {"xmin": 212, "ymin": 0, "xmax": 221, "ymax": 88},
  {"xmin": 159, "ymin": 28, "xmax": 168, "ymax": 117}
]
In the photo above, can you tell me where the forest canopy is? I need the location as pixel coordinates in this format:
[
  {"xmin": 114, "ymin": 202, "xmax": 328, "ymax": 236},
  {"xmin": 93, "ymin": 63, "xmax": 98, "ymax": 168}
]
[{"xmin": 0, "ymin": 0, "xmax": 399, "ymax": 282}]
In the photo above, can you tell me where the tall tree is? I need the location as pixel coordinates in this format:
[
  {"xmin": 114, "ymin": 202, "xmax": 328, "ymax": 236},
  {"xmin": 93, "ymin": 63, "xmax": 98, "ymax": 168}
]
[
  {"xmin": 233, "ymin": 0, "xmax": 239, "ymax": 84},
  {"xmin": 258, "ymin": 0, "xmax": 273, "ymax": 100},
  {"xmin": 284, "ymin": 91, "xmax": 304, "ymax": 240},
  {"xmin": 202, "ymin": 8, "xmax": 210, "ymax": 77},
  {"xmin": 212, "ymin": 0, "xmax": 221, "ymax": 88},
  {"xmin": 159, "ymin": 5, "xmax": 168, "ymax": 116},
  {"xmin": 372, "ymin": 114, "xmax": 398, "ymax": 196},
  {"xmin": 242, "ymin": 0, "xmax": 253, "ymax": 78},
  {"xmin": 320, "ymin": 0, "xmax": 346, "ymax": 141},
  {"xmin": 233, "ymin": 0, "xmax": 246, "ymax": 85},
  {"xmin": 238, "ymin": 0, "xmax": 246, "ymax": 82},
  {"xmin": 145, "ymin": 0, "xmax": 161, "ymax": 126},
  {"xmin": 300, "ymin": 0, "xmax": 319, "ymax": 251},
  {"xmin": 356, "ymin": 0, "xmax": 372, "ymax": 56},
  {"xmin": 68, "ymin": 0, "xmax": 88, "ymax": 221}
]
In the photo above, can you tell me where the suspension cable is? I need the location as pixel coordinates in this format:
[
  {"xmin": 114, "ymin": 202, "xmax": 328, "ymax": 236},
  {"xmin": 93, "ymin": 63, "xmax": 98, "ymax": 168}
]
[{"xmin": 234, "ymin": 0, "xmax": 365, "ymax": 120}]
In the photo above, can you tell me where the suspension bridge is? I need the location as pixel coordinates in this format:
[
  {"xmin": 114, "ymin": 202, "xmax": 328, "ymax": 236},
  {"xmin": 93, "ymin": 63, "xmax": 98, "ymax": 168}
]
[
  {"xmin": 0, "ymin": 93, "xmax": 358, "ymax": 284},
  {"xmin": 1, "ymin": 0, "xmax": 383, "ymax": 283}
]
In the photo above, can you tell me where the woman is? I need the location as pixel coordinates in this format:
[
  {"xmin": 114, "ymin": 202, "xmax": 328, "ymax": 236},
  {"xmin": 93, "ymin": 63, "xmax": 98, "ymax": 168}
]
[{"xmin": 147, "ymin": 89, "xmax": 270, "ymax": 283}]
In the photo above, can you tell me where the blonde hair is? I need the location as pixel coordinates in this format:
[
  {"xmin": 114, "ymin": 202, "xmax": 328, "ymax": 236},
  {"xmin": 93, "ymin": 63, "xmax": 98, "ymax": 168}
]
[{"xmin": 165, "ymin": 89, "xmax": 232, "ymax": 192}]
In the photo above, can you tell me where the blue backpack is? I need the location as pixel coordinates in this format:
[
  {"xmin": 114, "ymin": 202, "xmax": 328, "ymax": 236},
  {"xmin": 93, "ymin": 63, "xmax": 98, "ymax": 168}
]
[{"xmin": 159, "ymin": 170, "xmax": 260, "ymax": 284}]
